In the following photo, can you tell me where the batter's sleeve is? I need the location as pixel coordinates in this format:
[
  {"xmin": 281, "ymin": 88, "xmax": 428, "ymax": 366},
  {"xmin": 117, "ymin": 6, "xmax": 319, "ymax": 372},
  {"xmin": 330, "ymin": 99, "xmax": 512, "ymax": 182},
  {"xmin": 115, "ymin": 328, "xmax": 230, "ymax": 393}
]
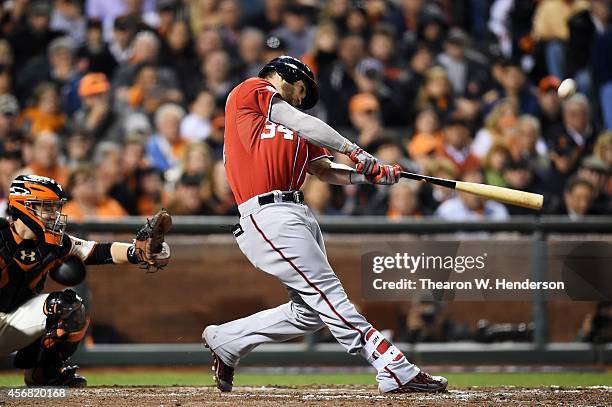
[{"xmin": 269, "ymin": 97, "xmax": 355, "ymax": 154}]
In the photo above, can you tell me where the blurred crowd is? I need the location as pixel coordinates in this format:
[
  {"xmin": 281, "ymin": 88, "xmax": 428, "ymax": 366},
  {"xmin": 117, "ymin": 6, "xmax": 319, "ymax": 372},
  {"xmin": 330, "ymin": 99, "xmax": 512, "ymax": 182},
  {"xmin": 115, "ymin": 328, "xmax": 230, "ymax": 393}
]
[{"xmin": 0, "ymin": 0, "xmax": 611, "ymax": 221}]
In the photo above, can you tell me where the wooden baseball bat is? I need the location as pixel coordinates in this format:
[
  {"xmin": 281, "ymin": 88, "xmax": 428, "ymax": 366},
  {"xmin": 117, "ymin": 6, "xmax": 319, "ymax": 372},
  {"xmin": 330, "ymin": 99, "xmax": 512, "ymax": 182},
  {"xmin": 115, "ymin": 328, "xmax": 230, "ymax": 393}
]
[{"xmin": 399, "ymin": 171, "xmax": 544, "ymax": 210}]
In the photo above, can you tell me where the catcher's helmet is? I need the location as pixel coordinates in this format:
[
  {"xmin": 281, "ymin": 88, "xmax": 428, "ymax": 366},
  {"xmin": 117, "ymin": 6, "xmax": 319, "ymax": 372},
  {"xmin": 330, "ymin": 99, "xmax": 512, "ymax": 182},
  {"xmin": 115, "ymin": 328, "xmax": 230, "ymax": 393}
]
[
  {"xmin": 258, "ymin": 56, "xmax": 319, "ymax": 110},
  {"xmin": 9, "ymin": 175, "xmax": 68, "ymax": 246}
]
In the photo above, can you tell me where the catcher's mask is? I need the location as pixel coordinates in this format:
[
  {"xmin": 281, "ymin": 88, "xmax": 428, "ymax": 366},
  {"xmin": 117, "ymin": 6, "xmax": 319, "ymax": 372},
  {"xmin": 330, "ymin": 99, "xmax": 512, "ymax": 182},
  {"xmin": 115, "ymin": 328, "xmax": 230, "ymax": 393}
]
[{"xmin": 8, "ymin": 174, "xmax": 68, "ymax": 246}]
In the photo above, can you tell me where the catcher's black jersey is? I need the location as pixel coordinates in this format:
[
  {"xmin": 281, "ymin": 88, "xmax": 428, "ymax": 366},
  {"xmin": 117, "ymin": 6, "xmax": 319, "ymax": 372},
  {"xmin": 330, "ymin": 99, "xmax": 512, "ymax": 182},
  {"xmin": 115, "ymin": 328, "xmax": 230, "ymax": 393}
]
[{"xmin": 0, "ymin": 219, "xmax": 94, "ymax": 313}]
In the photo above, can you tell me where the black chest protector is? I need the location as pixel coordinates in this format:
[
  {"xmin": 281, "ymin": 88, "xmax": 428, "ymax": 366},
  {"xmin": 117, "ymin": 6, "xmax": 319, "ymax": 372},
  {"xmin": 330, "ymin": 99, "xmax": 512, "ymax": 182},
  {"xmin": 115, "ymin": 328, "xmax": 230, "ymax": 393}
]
[{"xmin": 0, "ymin": 219, "xmax": 68, "ymax": 313}]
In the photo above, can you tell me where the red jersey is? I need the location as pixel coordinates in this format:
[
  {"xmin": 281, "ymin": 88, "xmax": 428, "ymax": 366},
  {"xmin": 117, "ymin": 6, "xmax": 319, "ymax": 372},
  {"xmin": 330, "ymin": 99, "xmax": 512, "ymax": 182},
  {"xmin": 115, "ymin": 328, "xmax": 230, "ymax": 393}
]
[{"xmin": 224, "ymin": 78, "xmax": 332, "ymax": 205}]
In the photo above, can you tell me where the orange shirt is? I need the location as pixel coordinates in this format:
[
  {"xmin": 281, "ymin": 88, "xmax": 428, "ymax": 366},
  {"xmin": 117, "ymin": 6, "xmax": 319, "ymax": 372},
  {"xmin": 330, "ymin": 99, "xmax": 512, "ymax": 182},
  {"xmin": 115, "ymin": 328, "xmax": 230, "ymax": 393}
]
[
  {"xmin": 63, "ymin": 198, "xmax": 127, "ymax": 222},
  {"xmin": 224, "ymin": 77, "xmax": 331, "ymax": 204},
  {"xmin": 18, "ymin": 108, "xmax": 66, "ymax": 135},
  {"xmin": 22, "ymin": 164, "xmax": 68, "ymax": 187}
]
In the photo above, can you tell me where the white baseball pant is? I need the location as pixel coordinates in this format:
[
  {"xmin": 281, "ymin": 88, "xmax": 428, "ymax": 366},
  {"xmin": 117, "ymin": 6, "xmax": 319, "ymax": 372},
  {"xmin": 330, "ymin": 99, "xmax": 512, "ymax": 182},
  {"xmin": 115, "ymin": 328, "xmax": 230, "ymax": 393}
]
[
  {"xmin": 203, "ymin": 191, "xmax": 419, "ymax": 392},
  {"xmin": 0, "ymin": 294, "xmax": 48, "ymax": 356}
]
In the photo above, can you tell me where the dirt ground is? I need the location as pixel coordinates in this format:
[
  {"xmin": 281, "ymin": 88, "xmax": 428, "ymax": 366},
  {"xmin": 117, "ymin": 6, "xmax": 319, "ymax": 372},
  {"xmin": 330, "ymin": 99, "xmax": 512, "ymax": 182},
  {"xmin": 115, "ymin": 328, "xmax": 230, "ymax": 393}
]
[{"xmin": 1, "ymin": 385, "xmax": 610, "ymax": 406}]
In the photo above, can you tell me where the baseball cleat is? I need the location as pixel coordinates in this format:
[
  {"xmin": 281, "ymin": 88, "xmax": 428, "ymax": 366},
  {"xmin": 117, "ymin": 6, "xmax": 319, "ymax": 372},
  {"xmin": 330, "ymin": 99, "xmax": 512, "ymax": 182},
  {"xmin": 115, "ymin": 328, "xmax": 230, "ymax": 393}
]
[
  {"xmin": 385, "ymin": 371, "xmax": 448, "ymax": 393},
  {"xmin": 202, "ymin": 326, "xmax": 234, "ymax": 392},
  {"xmin": 24, "ymin": 364, "xmax": 87, "ymax": 388}
]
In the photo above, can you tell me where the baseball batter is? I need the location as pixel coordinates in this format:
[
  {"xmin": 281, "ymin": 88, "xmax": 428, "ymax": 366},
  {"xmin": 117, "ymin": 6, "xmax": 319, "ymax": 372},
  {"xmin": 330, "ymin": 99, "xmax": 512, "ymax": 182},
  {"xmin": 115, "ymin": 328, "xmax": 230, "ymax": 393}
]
[{"xmin": 203, "ymin": 56, "xmax": 448, "ymax": 393}]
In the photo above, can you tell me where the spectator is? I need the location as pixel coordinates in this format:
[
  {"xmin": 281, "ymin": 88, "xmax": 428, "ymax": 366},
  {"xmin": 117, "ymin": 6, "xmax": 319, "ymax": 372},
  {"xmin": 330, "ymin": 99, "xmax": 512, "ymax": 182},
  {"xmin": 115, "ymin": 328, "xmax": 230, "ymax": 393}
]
[
  {"xmin": 242, "ymin": 0, "xmax": 286, "ymax": 33},
  {"xmin": 181, "ymin": 90, "xmax": 215, "ymax": 142},
  {"xmin": 218, "ymin": 0, "xmax": 242, "ymax": 46},
  {"xmin": 437, "ymin": 28, "xmax": 488, "ymax": 99},
  {"xmin": 353, "ymin": 58, "xmax": 398, "ymax": 125},
  {"xmin": 591, "ymin": 8, "xmax": 612, "ymax": 131},
  {"xmin": 414, "ymin": 66, "xmax": 454, "ymax": 123},
  {"xmin": 560, "ymin": 176, "xmax": 595, "ymax": 219},
  {"xmin": 437, "ymin": 118, "xmax": 480, "ymax": 174},
  {"xmin": 189, "ymin": 0, "xmax": 222, "ymax": 34},
  {"xmin": 65, "ymin": 132, "xmax": 93, "ymax": 169},
  {"xmin": 560, "ymin": 94, "xmax": 598, "ymax": 153},
  {"xmin": 8, "ymin": 1, "xmax": 63, "ymax": 70},
  {"xmin": 112, "ymin": 30, "xmax": 180, "ymax": 95},
  {"xmin": 200, "ymin": 50, "xmax": 235, "ymax": 106},
  {"xmin": 146, "ymin": 103, "xmax": 186, "ymax": 172},
  {"xmin": 73, "ymin": 72, "xmax": 124, "ymax": 142},
  {"xmin": 93, "ymin": 141, "xmax": 137, "ymax": 214},
  {"xmin": 19, "ymin": 132, "xmax": 68, "ymax": 185},
  {"xmin": 0, "ymin": 94, "xmax": 20, "ymax": 141},
  {"xmin": 108, "ymin": 15, "xmax": 138, "ymax": 64},
  {"xmin": 17, "ymin": 36, "xmax": 82, "ymax": 113},
  {"xmin": 150, "ymin": 0, "xmax": 181, "ymax": 38},
  {"xmin": 166, "ymin": 141, "xmax": 213, "ymax": 190},
  {"xmin": 576, "ymin": 156, "xmax": 611, "ymax": 214},
  {"xmin": 368, "ymin": 26, "xmax": 401, "ymax": 82},
  {"xmin": 471, "ymin": 98, "xmax": 518, "ymax": 159},
  {"xmin": 77, "ymin": 19, "xmax": 118, "ymax": 78},
  {"xmin": 166, "ymin": 173, "xmax": 207, "ymax": 215},
  {"xmin": 135, "ymin": 167, "xmax": 168, "ymax": 215},
  {"xmin": 387, "ymin": 182, "xmax": 422, "ymax": 219},
  {"xmin": 17, "ymin": 82, "xmax": 66, "ymax": 137},
  {"xmin": 483, "ymin": 144, "xmax": 510, "ymax": 187},
  {"xmin": 344, "ymin": 6, "xmax": 369, "ymax": 37},
  {"xmin": 121, "ymin": 62, "xmax": 181, "ymax": 115},
  {"xmin": 536, "ymin": 76, "xmax": 563, "ymax": 138},
  {"xmin": 567, "ymin": 0, "xmax": 611, "ymax": 94},
  {"xmin": 419, "ymin": 157, "xmax": 459, "ymax": 214},
  {"xmin": 502, "ymin": 157, "xmax": 546, "ymax": 215},
  {"xmin": 50, "ymin": 0, "xmax": 87, "ymax": 45},
  {"xmin": 400, "ymin": 45, "xmax": 433, "ymax": 124},
  {"xmin": 319, "ymin": 34, "xmax": 364, "ymax": 127},
  {"xmin": 594, "ymin": 131, "xmax": 612, "ymax": 177},
  {"xmin": 546, "ymin": 129, "xmax": 581, "ymax": 200},
  {"xmin": 63, "ymin": 164, "xmax": 127, "ymax": 221},
  {"xmin": 205, "ymin": 114, "xmax": 225, "ymax": 161},
  {"xmin": 237, "ymin": 28, "xmax": 266, "ymax": 79},
  {"xmin": 122, "ymin": 132, "xmax": 149, "ymax": 200},
  {"xmin": 346, "ymin": 92, "xmax": 383, "ymax": 145},
  {"xmin": 435, "ymin": 169, "xmax": 509, "ymax": 220},
  {"xmin": 301, "ymin": 22, "xmax": 339, "ymax": 76},
  {"xmin": 271, "ymin": 4, "xmax": 315, "ymax": 57},
  {"xmin": 204, "ymin": 160, "xmax": 237, "ymax": 216},
  {"xmin": 407, "ymin": 107, "xmax": 442, "ymax": 170},
  {"xmin": 494, "ymin": 61, "xmax": 539, "ymax": 115},
  {"xmin": 511, "ymin": 115, "xmax": 550, "ymax": 174}
]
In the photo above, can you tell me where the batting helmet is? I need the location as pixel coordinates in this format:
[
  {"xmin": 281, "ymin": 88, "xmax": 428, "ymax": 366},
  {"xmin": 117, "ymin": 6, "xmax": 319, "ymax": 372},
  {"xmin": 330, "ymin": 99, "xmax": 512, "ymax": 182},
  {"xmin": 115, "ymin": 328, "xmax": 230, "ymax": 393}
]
[
  {"xmin": 258, "ymin": 56, "xmax": 319, "ymax": 110},
  {"xmin": 9, "ymin": 174, "xmax": 68, "ymax": 246}
]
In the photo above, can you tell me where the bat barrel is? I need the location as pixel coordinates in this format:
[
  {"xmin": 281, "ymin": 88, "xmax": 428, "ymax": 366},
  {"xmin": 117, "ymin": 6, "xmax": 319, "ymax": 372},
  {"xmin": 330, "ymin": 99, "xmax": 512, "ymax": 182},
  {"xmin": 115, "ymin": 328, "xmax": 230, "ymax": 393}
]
[{"xmin": 455, "ymin": 181, "xmax": 544, "ymax": 210}]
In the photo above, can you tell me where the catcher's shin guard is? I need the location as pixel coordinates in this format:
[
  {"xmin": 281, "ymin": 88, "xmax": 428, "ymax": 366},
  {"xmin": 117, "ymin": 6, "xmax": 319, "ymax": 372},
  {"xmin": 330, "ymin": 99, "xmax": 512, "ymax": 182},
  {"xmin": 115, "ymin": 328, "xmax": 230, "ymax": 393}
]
[{"xmin": 15, "ymin": 290, "xmax": 89, "ymax": 387}]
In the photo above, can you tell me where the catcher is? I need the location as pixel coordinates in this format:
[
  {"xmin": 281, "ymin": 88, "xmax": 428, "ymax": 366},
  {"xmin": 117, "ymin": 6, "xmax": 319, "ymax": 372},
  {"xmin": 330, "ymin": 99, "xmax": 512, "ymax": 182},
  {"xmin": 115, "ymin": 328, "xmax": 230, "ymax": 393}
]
[{"xmin": 0, "ymin": 174, "xmax": 172, "ymax": 387}]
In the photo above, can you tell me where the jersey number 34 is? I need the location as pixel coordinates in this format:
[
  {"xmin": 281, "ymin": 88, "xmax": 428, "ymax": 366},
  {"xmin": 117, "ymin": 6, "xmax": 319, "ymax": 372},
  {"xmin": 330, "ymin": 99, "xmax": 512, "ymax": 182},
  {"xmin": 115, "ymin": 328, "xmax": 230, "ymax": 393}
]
[{"xmin": 260, "ymin": 122, "xmax": 294, "ymax": 140}]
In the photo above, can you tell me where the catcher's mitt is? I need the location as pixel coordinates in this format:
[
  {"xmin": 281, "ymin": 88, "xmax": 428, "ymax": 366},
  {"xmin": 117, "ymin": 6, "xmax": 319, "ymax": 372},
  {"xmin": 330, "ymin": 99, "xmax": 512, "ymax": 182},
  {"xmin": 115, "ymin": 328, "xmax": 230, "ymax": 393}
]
[{"xmin": 133, "ymin": 209, "xmax": 172, "ymax": 272}]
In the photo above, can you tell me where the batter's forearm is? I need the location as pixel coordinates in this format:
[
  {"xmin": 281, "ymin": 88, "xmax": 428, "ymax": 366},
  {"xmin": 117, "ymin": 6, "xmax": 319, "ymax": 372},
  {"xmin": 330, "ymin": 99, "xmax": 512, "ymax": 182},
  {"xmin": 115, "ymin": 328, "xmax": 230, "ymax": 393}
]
[
  {"xmin": 269, "ymin": 98, "xmax": 356, "ymax": 154},
  {"xmin": 311, "ymin": 160, "xmax": 368, "ymax": 185}
]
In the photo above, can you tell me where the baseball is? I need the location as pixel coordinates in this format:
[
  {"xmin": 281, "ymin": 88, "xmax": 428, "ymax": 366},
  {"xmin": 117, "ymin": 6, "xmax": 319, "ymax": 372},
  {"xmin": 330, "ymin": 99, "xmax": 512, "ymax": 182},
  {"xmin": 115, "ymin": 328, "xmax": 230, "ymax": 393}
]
[{"xmin": 557, "ymin": 78, "xmax": 576, "ymax": 99}]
